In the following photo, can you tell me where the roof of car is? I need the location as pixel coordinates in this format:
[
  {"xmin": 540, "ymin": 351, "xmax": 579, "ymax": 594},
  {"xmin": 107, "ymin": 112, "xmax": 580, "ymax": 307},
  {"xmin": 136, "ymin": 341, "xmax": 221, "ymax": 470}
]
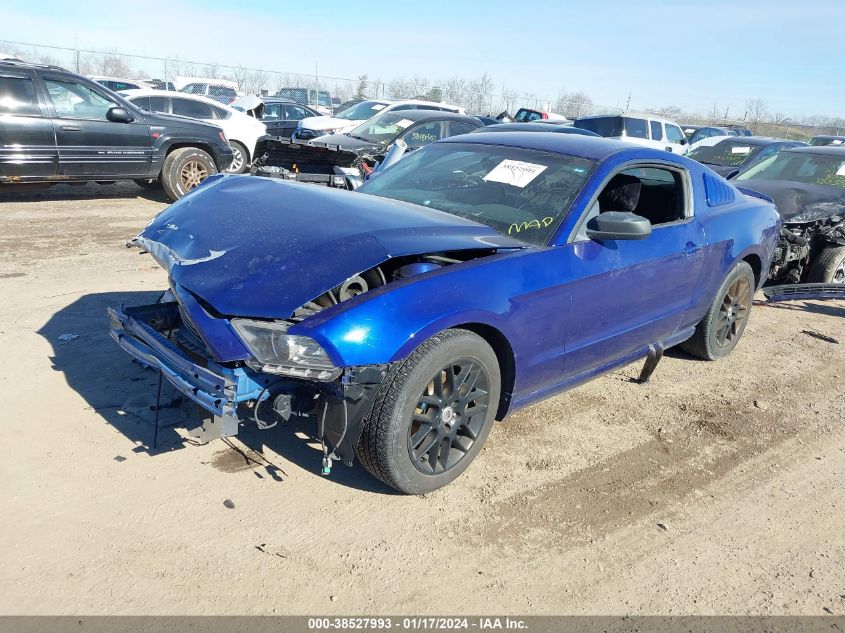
[
  {"xmin": 781, "ymin": 145, "xmax": 845, "ymax": 157},
  {"xmin": 716, "ymin": 136, "xmax": 794, "ymax": 146},
  {"xmin": 0, "ymin": 59, "xmax": 67, "ymax": 72},
  {"xmin": 575, "ymin": 112, "xmax": 681, "ymax": 125},
  {"xmin": 440, "ymin": 131, "xmax": 654, "ymax": 161},
  {"xmin": 471, "ymin": 122, "xmax": 600, "ymax": 136},
  {"xmin": 119, "ymin": 88, "xmax": 240, "ymax": 113},
  {"xmin": 376, "ymin": 109, "xmax": 475, "ymax": 123}
]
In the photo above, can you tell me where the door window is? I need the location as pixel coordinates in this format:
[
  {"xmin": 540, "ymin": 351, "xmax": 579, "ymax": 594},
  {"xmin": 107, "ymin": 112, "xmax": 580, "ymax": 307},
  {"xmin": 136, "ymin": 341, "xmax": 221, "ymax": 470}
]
[
  {"xmin": 171, "ymin": 97, "xmax": 215, "ymax": 119},
  {"xmin": 43, "ymin": 78, "xmax": 117, "ymax": 119},
  {"xmin": 447, "ymin": 121, "xmax": 479, "ymax": 137},
  {"xmin": 284, "ymin": 104, "xmax": 313, "ymax": 120},
  {"xmin": 649, "ymin": 120, "xmax": 664, "ymax": 141},
  {"xmin": 402, "ymin": 121, "xmax": 444, "ymax": 148},
  {"xmin": 148, "ymin": 96, "xmax": 168, "ymax": 113},
  {"xmin": 0, "ymin": 75, "xmax": 41, "ymax": 116},
  {"xmin": 665, "ymin": 125, "xmax": 686, "ymax": 144},
  {"xmin": 577, "ymin": 165, "xmax": 688, "ymax": 240}
]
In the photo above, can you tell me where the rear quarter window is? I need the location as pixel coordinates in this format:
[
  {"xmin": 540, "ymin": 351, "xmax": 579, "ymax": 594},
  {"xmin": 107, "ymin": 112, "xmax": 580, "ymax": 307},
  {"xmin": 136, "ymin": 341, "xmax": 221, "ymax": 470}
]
[{"xmin": 0, "ymin": 75, "xmax": 41, "ymax": 116}]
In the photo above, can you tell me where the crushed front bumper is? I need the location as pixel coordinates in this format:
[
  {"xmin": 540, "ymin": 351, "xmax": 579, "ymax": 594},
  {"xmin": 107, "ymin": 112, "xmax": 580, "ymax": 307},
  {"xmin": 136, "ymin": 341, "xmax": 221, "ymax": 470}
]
[
  {"xmin": 108, "ymin": 302, "xmax": 267, "ymax": 441},
  {"xmin": 108, "ymin": 301, "xmax": 388, "ymax": 467}
]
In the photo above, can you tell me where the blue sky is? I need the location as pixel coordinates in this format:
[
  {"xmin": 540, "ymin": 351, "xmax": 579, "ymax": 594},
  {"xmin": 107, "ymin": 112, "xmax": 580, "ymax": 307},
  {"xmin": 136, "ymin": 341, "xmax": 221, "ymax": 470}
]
[{"xmin": 3, "ymin": 0, "xmax": 843, "ymax": 118}]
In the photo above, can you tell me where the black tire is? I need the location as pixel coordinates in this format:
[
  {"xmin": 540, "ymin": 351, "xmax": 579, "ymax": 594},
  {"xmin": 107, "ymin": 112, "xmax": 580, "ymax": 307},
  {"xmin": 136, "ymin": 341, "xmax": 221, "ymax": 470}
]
[
  {"xmin": 133, "ymin": 178, "xmax": 160, "ymax": 190},
  {"xmin": 807, "ymin": 246, "xmax": 845, "ymax": 284},
  {"xmin": 357, "ymin": 329, "xmax": 501, "ymax": 495},
  {"xmin": 681, "ymin": 261, "xmax": 754, "ymax": 360},
  {"xmin": 225, "ymin": 141, "xmax": 249, "ymax": 174},
  {"xmin": 160, "ymin": 147, "xmax": 217, "ymax": 201}
]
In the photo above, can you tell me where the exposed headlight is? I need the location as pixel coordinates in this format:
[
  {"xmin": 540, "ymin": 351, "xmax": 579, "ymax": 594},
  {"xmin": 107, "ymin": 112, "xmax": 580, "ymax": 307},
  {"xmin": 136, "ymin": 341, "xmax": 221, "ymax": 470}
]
[{"xmin": 231, "ymin": 318, "xmax": 341, "ymax": 381}]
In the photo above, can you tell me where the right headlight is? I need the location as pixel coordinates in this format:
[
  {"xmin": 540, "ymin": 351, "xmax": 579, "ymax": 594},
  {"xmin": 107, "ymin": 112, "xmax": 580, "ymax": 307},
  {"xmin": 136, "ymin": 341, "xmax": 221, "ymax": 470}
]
[{"xmin": 231, "ymin": 318, "xmax": 341, "ymax": 381}]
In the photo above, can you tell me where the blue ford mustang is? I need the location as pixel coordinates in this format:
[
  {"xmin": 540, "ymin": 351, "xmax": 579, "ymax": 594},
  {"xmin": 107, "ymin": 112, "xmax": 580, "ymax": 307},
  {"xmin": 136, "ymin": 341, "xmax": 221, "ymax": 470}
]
[{"xmin": 110, "ymin": 133, "xmax": 779, "ymax": 494}]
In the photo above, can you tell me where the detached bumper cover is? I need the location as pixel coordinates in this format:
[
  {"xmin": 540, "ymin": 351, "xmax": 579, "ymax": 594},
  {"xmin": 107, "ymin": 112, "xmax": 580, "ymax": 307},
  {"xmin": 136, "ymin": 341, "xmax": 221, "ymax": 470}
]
[{"xmin": 108, "ymin": 302, "xmax": 266, "ymax": 435}]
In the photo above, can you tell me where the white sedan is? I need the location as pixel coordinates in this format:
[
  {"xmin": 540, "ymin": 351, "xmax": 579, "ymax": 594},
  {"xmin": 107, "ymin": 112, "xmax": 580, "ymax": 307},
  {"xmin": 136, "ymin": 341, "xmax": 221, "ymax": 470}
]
[
  {"xmin": 294, "ymin": 99, "xmax": 466, "ymax": 140},
  {"xmin": 120, "ymin": 89, "xmax": 267, "ymax": 173}
]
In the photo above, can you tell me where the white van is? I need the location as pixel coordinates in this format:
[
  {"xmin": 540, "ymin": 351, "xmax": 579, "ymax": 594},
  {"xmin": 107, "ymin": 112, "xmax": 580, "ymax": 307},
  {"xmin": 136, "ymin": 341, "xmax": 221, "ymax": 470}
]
[{"xmin": 574, "ymin": 114, "xmax": 688, "ymax": 153}]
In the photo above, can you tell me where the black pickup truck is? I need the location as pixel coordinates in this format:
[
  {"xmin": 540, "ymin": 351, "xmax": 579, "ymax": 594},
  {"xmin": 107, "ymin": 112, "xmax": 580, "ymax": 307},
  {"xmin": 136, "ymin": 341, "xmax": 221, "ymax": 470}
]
[{"xmin": 0, "ymin": 60, "xmax": 232, "ymax": 200}]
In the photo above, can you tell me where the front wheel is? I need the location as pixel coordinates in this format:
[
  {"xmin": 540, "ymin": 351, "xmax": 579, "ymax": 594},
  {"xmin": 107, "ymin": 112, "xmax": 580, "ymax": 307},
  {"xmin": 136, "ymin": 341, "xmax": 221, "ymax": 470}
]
[
  {"xmin": 160, "ymin": 147, "xmax": 217, "ymax": 201},
  {"xmin": 807, "ymin": 246, "xmax": 845, "ymax": 284},
  {"xmin": 225, "ymin": 141, "xmax": 249, "ymax": 174},
  {"xmin": 681, "ymin": 261, "xmax": 754, "ymax": 360},
  {"xmin": 357, "ymin": 329, "xmax": 501, "ymax": 495}
]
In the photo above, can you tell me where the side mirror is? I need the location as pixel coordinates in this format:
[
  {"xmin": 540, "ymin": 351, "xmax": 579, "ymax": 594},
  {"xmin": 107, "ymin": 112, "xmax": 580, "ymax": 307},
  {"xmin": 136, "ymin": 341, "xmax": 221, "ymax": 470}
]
[
  {"xmin": 585, "ymin": 211, "xmax": 652, "ymax": 241},
  {"xmin": 680, "ymin": 138, "xmax": 688, "ymax": 145},
  {"xmin": 725, "ymin": 169, "xmax": 740, "ymax": 180},
  {"xmin": 106, "ymin": 107, "xmax": 134, "ymax": 123}
]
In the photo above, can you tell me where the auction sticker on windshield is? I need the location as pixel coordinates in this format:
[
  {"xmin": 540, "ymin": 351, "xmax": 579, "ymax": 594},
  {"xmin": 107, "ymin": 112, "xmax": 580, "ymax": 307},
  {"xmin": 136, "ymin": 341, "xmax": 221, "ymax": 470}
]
[
  {"xmin": 731, "ymin": 146, "xmax": 752, "ymax": 154},
  {"xmin": 483, "ymin": 159, "xmax": 547, "ymax": 188},
  {"xmin": 836, "ymin": 163, "xmax": 845, "ymax": 176},
  {"xmin": 395, "ymin": 119, "xmax": 414, "ymax": 129}
]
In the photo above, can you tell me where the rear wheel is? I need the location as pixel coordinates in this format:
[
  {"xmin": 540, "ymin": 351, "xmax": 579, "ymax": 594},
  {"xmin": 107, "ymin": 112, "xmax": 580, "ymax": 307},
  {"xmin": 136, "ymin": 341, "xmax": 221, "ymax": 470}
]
[
  {"xmin": 357, "ymin": 329, "xmax": 500, "ymax": 495},
  {"xmin": 160, "ymin": 147, "xmax": 217, "ymax": 201},
  {"xmin": 225, "ymin": 141, "xmax": 249, "ymax": 174},
  {"xmin": 807, "ymin": 246, "xmax": 845, "ymax": 284},
  {"xmin": 681, "ymin": 261, "xmax": 754, "ymax": 360}
]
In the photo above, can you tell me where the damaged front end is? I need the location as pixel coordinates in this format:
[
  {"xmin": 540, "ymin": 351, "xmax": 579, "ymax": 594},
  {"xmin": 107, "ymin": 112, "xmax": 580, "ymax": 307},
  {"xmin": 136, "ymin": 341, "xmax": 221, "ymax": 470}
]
[
  {"xmin": 769, "ymin": 209, "xmax": 845, "ymax": 282},
  {"xmin": 250, "ymin": 135, "xmax": 381, "ymax": 190},
  {"xmin": 110, "ymin": 250, "xmax": 503, "ymax": 473}
]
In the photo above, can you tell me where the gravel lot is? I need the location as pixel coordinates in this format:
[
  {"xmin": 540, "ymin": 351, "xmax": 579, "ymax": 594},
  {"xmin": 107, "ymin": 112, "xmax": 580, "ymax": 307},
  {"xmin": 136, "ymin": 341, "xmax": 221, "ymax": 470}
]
[{"xmin": 0, "ymin": 181, "xmax": 843, "ymax": 615}]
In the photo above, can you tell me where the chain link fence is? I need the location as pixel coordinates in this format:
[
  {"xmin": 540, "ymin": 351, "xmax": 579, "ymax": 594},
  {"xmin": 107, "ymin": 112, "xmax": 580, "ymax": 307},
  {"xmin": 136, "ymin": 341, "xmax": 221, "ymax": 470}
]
[{"xmin": 2, "ymin": 39, "xmax": 843, "ymax": 140}]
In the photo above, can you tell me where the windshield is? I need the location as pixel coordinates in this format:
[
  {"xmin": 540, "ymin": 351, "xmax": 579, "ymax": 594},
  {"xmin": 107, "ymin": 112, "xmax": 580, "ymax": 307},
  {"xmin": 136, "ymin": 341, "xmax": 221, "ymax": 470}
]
[
  {"xmin": 347, "ymin": 112, "xmax": 417, "ymax": 143},
  {"xmin": 736, "ymin": 152, "xmax": 845, "ymax": 188},
  {"xmin": 336, "ymin": 100, "xmax": 389, "ymax": 121},
  {"xmin": 358, "ymin": 142, "xmax": 596, "ymax": 246},
  {"xmin": 688, "ymin": 140, "xmax": 760, "ymax": 166},
  {"xmin": 575, "ymin": 116, "xmax": 623, "ymax": 137}
]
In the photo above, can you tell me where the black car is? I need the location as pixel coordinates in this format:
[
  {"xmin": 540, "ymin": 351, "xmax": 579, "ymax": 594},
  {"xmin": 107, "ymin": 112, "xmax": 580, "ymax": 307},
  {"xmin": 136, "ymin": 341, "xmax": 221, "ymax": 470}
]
[
  {"xmin": 231, "ymin": 95, "xmax": 321, "ymax": 138},
  {"xmin": 809, "ymin": 135, "xmax": 845, "ymax": 147},
  {"xmin": 0, "ymin": 60, "xmax": 233, "ymax": 200},
  {"xmin": 686, "ymin": 137, "xmax": 805, "ymax": 178},
  {"xmin": 735, "ymin": 146, "xmax": 845, "ymax": 284},
  {"xmin": 470, "ymin": 122, "xmax": 600, "ymax": 136},
  {"xmin": 251, "ymin": 109, "xmax": 483, "ymax": 187}
]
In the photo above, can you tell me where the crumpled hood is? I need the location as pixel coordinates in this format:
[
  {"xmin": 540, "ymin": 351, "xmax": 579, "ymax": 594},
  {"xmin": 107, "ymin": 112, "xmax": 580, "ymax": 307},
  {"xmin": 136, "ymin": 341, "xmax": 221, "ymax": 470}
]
[
  {"xmin": 134, "ymin": 175, "xmax": 523, "ymax": 319},
  {"xmin": 737, "ymin": 178, "xmax": 845, "ymax": 223}
]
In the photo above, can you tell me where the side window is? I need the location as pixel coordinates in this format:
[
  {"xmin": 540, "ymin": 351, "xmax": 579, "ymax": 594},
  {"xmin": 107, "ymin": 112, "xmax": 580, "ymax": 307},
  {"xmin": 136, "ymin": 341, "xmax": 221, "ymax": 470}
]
[
  {"xmin": 0, "ymin": 75, "xmax": 42, "ymax": 116},
  {"xmin": 649, "ymin": 120, "xmax": 664, "ymax": 141},
  {"xmin": 148, "ymin": 96, "xmax": 168, "ymax": 113},
  {"xmin": 285, "ymin": 105, "xmax": 312, "ymax": 120},
  {"xmin": 666, "ymin": 125, "xmax": 685, "ymax": 144},
  {"xmin": 210, "ymin": 105, "xmax": 230, "ymax": 119},
  {"xmin": 590, "ymin": 166, "xmax": 687, "ymax": 229},
  {"xmin": 182, "ymin": 83, "xmax": 207, "ymax": 95},
  {"xmin": 447, "ymin": 121, "xmax": 479, "ymax": 137},
  {"xmin": 402, "ymin": 121, "xmax": 443, "ymax": 148},
  {"xmin": 391, "ymin": 104, "xmax": 415, "ymax": 111},
  {"xmin": 129, "ymin": 95, "xmax": 150, "ymax": 111},
  {"xmin": 171, "ymin": 97, "xmax": 215, "ymax": 119},
  {"xmin": 262, "ymin": 104, "xmax": 282, "ymax": 120},
  {"xmin": 43, "ymin": 78, "xmax": 116, "ymax": 119},
  {"xmin": 624, "ymin": 117, "xmax": 649, "ymax": 139}
]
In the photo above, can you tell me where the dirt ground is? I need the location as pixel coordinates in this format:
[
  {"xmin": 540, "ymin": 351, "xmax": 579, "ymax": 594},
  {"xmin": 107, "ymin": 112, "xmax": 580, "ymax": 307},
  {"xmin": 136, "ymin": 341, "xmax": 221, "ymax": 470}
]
[{"xmin": 0, "ymin": 181, "xmax": 843, "ymax": 616}]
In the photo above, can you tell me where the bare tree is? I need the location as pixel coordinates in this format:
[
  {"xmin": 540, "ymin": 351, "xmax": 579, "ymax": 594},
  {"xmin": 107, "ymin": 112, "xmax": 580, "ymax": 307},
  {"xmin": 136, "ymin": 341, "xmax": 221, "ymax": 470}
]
[{"xmin": 745, "ymin": 98, "xmax": 768, "ymax": 133}]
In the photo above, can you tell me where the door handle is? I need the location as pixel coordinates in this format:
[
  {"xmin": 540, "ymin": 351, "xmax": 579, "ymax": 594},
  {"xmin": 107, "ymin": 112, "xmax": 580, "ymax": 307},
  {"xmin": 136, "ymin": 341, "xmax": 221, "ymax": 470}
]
[{"xmin": 60, "ymin": 125, "xmax": 82, "ymax": 131}]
